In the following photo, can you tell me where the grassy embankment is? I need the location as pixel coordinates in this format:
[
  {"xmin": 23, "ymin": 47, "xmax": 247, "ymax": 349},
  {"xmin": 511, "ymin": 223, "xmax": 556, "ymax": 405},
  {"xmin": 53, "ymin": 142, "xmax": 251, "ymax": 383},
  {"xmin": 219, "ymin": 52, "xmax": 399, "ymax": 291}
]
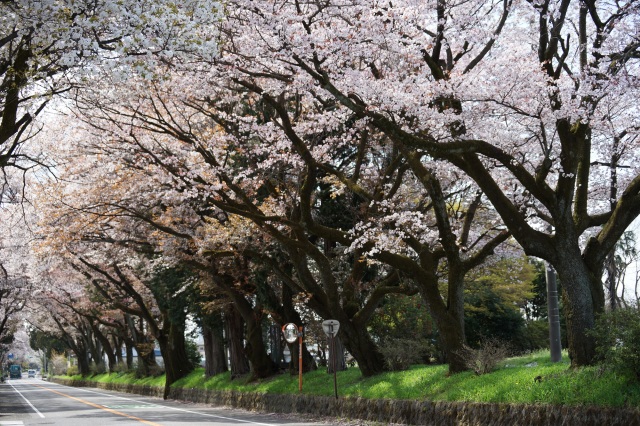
[{"xmin": 64, "ymin": 350, "xmax": 640, "ymax": 408}]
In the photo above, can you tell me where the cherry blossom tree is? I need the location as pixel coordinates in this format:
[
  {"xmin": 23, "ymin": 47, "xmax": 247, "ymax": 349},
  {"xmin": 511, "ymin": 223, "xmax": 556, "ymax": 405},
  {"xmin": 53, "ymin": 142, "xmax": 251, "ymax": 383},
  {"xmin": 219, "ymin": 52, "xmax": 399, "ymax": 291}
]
[
  {"xmin": 51, "ymin": 61, "xmax": 511, "ymax": 375},
  {"xmin": 36, "ymin": 124, "xmax": 315, "ymax": 379},
  {"xmin": 0, "ymin": 196, "xmax": 33, "ymax": 359},
  {"xmin": 23, "ymin": 0, "xmax": 638, "ymax": 373},
  {"xmin": 1, "ymin": 0, "xmax": 222, "ymax": 370},
  {"xmin": 47, "ymin": 241, "xmax": 193, "ymax": 396},
  {"xmin": 182, "ymin": 0, "xmax": 640, "ymax": 368},
  {"xmin": 26, "ymin": 254, "xmax": 115, "ymax": 374},
  {"xmin": 43, "ymin": 280, "xmax": 132, "ymax": 372},
  {"xmin": 1, "ymin": 327, "xmax": 33, "ymax": 368},
  {"xmin": 0, "ymin": 0, "xmax": 220, "ymax": 192},
  {"xmin": 74, "ymin": 259, "xmax": 197, "ymax": 393},
  {"xmin": 0, "ymin": 264, "xmax": 28, "ymax": 349},
  {"xmin": 30, "ymin": 291, "xmax": 94, "ymax": 375}
]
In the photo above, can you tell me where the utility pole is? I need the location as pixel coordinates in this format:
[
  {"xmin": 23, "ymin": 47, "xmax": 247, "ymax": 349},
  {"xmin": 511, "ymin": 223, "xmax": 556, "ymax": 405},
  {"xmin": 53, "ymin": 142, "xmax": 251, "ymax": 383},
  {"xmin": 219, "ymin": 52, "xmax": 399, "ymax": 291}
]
[{"xmin": 546, "ymin": 261, "xmax": 562, "ymax": 362}]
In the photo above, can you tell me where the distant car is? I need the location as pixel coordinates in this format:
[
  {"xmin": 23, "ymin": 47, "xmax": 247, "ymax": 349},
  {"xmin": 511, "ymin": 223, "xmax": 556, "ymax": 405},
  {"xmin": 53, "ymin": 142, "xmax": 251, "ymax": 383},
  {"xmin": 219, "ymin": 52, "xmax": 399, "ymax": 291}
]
[{"xmin": 27, "ymin": 369, "xmax": 36, "ymax": 378}]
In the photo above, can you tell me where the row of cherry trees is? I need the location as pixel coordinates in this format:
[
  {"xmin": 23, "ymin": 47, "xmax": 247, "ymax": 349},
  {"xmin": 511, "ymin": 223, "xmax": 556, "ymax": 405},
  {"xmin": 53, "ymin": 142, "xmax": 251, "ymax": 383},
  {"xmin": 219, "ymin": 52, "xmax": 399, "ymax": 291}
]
[
  {"xmin": 191, "ymin": 0, "xmax": 639, "ymax": 367},
  {"xmin": 29, "ymin": 253, "xmax": 254, "ymax": 398},
  {"xmin": 0, "ymin": 1, "xmax": 220, "ymax": 378},
  {"xmin": 2, "ymin": 0, "xmax": 639, "ymax": 388},
  {"xmin": 0, "ymin": 201, "xmax": 33, "ymax": 363},
  {"xmin": 31, "ymin": 54, "xmax": 513, "ymax": 381},
  {"xmin": 0, "ymin": 0, "xmax": 221, "ymax": 194}
]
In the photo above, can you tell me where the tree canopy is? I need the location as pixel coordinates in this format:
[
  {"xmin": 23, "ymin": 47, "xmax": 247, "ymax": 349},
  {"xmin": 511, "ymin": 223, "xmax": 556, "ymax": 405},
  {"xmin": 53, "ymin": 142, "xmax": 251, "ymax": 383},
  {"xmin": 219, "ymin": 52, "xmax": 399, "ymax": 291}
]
[{"xmin": 3, "ymin": 0, "xmax": 640, "ymax": 383}]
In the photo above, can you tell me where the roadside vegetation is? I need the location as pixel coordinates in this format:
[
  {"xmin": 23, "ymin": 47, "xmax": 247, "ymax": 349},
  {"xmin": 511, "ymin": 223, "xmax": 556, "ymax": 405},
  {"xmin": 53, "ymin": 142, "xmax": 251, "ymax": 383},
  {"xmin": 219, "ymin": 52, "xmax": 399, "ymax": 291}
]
[{"xmin": 61, "ymin": 350, "xmax": 640, "ymax": 409}]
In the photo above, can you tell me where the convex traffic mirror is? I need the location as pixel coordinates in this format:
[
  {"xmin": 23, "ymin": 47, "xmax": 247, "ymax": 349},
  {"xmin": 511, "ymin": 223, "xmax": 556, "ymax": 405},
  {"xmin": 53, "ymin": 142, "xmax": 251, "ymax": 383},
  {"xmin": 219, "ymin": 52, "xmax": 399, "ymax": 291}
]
[{"xmin": 282, "ymin": 323, "xmax": 299, "ymax": 343}]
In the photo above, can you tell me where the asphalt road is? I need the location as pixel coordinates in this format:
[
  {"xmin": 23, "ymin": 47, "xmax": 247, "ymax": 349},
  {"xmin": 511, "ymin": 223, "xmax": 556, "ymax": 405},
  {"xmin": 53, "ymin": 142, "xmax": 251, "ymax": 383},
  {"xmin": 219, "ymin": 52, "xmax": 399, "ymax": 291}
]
[{"xmin": 0, "ymin": 377, "xmax": 334, "ymax": 426}]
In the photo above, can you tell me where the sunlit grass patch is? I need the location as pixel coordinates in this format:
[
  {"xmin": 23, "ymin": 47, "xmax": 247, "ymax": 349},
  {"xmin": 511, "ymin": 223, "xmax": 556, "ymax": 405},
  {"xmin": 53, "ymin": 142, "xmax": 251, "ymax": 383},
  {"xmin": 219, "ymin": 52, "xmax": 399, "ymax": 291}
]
[
  {"xmin": 58, "ymin": 350, "xmax": 640, "ymax": 408},
  {"xmin": 65, "ymin": 371, "xmax": 166, "ymax": 387}
]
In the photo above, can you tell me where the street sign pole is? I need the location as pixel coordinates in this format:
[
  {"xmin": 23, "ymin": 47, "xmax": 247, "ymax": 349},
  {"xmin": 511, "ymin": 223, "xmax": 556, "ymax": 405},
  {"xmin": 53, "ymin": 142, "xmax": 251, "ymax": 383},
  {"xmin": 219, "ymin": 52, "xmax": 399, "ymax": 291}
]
[
  {"xmin": 322, "ymin": 320, "xmax": 340, "ymax": 399},
  {"xmin": 331, "ymin": 332, "xmax": 337, "ymax": 399},
  {"xmin": 298, "ymin": 325, "xmax": 303, "ymax": 393}
]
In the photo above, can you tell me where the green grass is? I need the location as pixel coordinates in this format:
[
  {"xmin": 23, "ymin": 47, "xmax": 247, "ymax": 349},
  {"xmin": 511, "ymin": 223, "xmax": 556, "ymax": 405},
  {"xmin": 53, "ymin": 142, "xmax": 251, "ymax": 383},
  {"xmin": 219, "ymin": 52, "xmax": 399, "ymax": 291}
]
[
  {"xmin": 59, "ymin": 351, "xmax": 640, "ymax": 408},
  {"xmin": 65, "ymin": 371, "xmax": 165, "ymax": 387}
]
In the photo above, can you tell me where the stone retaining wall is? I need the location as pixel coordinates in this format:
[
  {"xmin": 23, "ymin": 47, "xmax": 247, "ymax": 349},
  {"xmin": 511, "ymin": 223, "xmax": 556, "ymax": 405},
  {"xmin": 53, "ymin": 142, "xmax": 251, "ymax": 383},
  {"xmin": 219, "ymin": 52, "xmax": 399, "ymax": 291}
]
[{"xmin": 51, "ymin": 378, "xmax": 640, "ymax": 425}]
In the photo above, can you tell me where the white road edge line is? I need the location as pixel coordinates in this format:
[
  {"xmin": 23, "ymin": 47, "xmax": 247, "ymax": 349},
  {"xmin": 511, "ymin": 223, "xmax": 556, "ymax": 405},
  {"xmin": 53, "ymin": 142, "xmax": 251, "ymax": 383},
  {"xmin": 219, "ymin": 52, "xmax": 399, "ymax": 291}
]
[
  {"xmin": 8, "ymin": 382, "xmax": 45, "ymax": 418},
  {"xmin": 43, "ymin": 382, "xmax": 277, "ymax": 426}
]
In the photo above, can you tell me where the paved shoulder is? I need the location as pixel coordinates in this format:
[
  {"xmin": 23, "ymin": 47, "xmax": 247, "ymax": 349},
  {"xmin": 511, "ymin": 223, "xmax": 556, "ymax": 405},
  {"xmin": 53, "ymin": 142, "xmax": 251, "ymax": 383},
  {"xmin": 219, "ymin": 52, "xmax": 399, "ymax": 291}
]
[
  {"xmin": 2, "ymin": 379, "xmax": 345, "ymax": 426},
  {"xmin": 0, "ymin": 380, "xmax": 40, "ymax": 423}
]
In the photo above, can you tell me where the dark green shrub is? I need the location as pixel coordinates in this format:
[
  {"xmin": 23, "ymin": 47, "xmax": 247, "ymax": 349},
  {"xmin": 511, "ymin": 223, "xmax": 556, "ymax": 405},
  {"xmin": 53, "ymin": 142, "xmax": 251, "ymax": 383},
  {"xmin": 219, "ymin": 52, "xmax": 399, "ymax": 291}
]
[
  {"xmin": 370, "ymin": 294, "xmax": 441, "ymax": 363},
  {"xmin": 517, "ymin": 319, "xmax": 551, "ymax": 351},
  {"xmin": 592, "ymin": 306, "xmax": 640, "ymax": 381},
  {"xmin": 135, "ymin": 362, "xmax": 165, "ymax": 378},
  {"xmin": 66, "ymin": 365, "xmax": 79, "ymax": 376},
  {"xmin": 464, "ymin": 284, "xmax": 526, "ymax": 349},
  {"xmin": 90, "ymin": 362, "xmax": 106, "ymax": 375},
  {"xmin": 463, "ymin": 257, "xmax": 539, "ymax": 354},
  {"xmin": 186, "ymin": 338, "xmax": 202, "ymax": 368},
  {"xmin": 378, "ymin": 338, "xmax": 434, "ymax": 371},
  {"xmin": 113, "ymin": 362, "xmax": 130, "ymax": 374}
]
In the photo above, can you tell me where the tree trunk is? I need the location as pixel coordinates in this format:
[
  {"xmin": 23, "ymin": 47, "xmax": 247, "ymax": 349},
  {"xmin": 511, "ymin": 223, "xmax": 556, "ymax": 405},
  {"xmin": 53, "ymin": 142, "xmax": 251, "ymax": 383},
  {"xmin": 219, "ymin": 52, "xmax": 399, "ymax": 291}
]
[
  {"xmin": 443, "ymin": 269, "xmax": 468, "ymax": 374},
  {"xmin": 126, "ymin": 316, "xmax": 158, "ymax": 375},
  {"xmin": 94, "ymin": 338, "xmax": 103, "ymax": 368},
  {"xmin": 554, "ymin": 252, "xmax": 604, "ymax": 367},
  {"xmin": 71, "ymin": 345, "xmax": 91, "ymax": 376},
  {"xmin": 114, "ymin": 335, "xmax": 124, "ymax": 366},
  {"xmin": 221, "ymin": 286, "xmax": 277, "ymax": 380},
  {"xmin": 203, "ymin": 320, "xmax": 227, "ymax": 377},
  {"xmin": 335, "ymin": 318, "xmax": 385, "ymax": 376},
  {"xmin": 91, "ymin": 324, "xmax": 117, "ymax": 372},
  {"xmin": 157, "ymin": 319, "xmax": 193, "ymax": 400},
  {"xmin": 225, "ymin": 306, "xmax": 250, "ymax": 378},
  {"xmin": 203, "ymin": 326, "xmax": 215, "ymax": 375},
  {"xmin": 135, "ymin": 341, "xmax": 158, "ymax": 376},
  {"xmin": 83, "ymin": 330, "xmax": 101, "ymax": 369},
  {"xmin": 414, "ymin": 271, "xmax": 468, "ymax": 374},
  {"xmin": 125, "ymin": 340, "xmax": 133, "ymax": 369},
  {"xmin": 270, "ymin": 285, "xmax": 317, "ymax": 373},
  {"xmin": 299, "ymin": 294, "xmax": 386, "ymax": 375},
  {"xmin": 269, "ymin": 325, "xmax": 285, "ymax": 366},
  {"xmin": 243, "ymin": 311, "xmax": 277, "ymax": 379},
  {"xmin": 437, "ymin": 317, "xmax": 467, "ymax": 374},
  {"xmin": 606, "ymin": 251, "xmax": 618, "ymax": 310},
  {"xmin": 280, "ymin": 285, "xmax": 317, "ymax": 373}
]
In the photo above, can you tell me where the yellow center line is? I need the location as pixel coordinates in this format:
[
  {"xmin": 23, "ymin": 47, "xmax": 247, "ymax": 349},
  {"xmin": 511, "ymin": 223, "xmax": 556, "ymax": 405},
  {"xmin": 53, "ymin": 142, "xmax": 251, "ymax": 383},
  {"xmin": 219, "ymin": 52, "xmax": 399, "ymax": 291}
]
[{"xmin": 31, "ymin": 384, "xmax": 163, "ymax": 426}]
